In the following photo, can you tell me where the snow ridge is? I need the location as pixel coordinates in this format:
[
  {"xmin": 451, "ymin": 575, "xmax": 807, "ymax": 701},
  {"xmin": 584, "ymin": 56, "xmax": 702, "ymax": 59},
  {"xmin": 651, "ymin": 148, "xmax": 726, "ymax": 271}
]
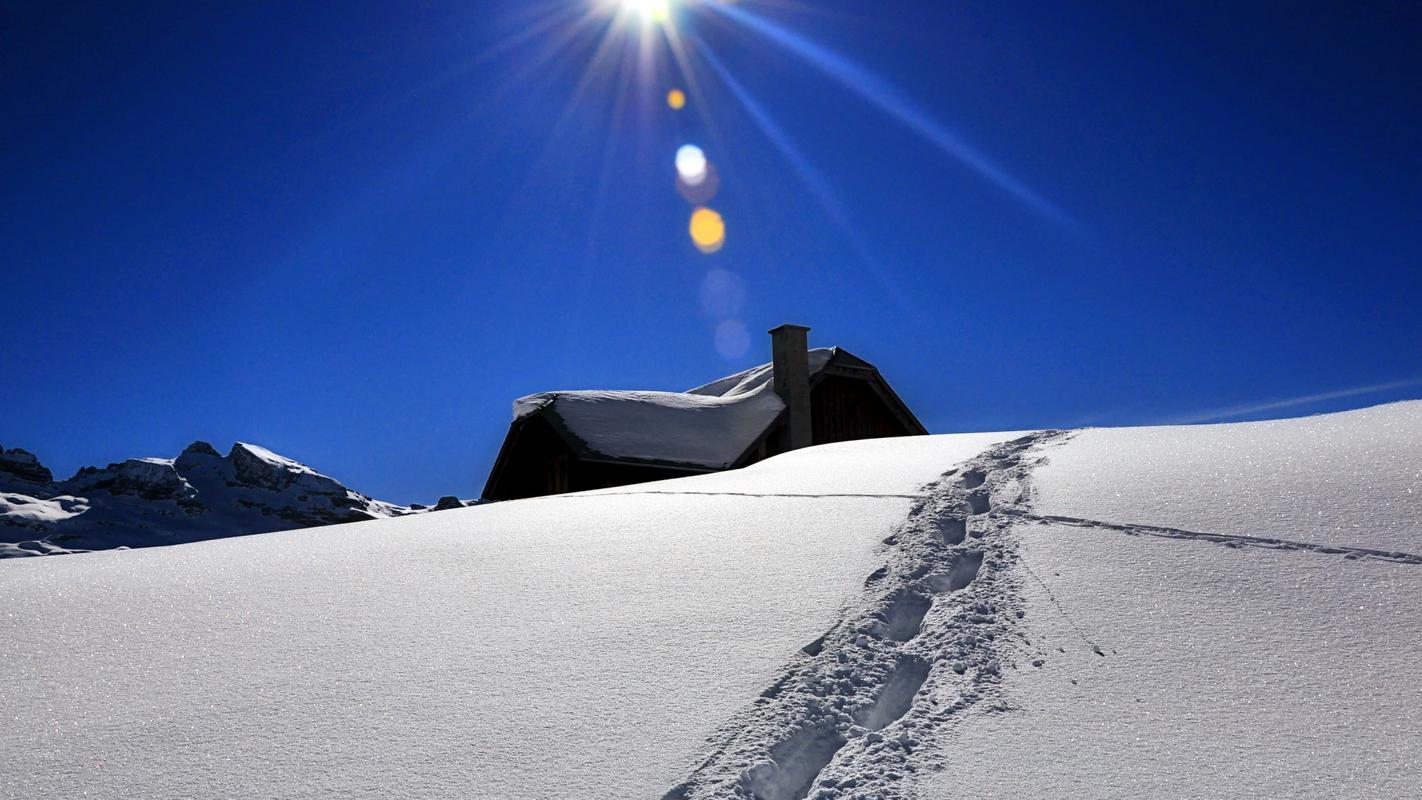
[{"xmin": 662, "ymin": 431, "xmax": 1069, "ymax": 800}]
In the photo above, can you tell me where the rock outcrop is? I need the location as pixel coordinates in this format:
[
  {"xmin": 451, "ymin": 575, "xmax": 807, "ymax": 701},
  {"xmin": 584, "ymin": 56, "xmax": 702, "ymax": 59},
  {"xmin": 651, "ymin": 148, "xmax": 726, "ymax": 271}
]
[{"xmin": 0, "ymin": 446, "xmax": 54, "ymax": 486}]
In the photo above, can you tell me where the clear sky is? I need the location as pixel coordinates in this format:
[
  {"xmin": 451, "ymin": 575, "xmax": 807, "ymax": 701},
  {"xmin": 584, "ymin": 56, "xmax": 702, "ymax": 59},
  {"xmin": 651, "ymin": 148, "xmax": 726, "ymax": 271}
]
[{"xmin": 5, "ymin": 1, "xmax": 1420, "ymax": 502}]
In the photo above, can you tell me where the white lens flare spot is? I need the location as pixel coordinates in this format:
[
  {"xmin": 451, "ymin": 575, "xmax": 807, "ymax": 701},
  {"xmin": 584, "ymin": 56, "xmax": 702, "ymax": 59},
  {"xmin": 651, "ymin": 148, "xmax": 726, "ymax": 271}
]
[
  {"xmin": 675, "ymin": 144, "xmax": 708, "ymax": 186},
  {"xmin": 700, "ymin": 268, "xmax": 746, "ymax": 318},
  {"xmin": 714, "ymin": 319, "xmax": 751, "ymax": 360}
]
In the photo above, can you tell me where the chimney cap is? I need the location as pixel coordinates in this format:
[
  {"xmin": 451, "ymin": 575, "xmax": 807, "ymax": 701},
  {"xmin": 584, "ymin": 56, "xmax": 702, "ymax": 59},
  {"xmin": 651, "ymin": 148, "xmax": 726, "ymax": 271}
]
[{"xmin": 768, "ymin": 323, "xmax": 811, "ymax": 334}]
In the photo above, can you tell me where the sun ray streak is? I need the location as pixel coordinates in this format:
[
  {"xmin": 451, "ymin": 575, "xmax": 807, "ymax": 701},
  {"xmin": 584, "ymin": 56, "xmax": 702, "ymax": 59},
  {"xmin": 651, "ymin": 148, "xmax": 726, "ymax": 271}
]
[
  {"xmin": 544, "ymin": 15, "xmax": 632, "ymax": 147},
  {"xmin": 1166, "ymin": 378, "xmax": 1422, "ymax": 424},
  {"xmin": 487, "ymin": 13, "xmax": 633, "ymax": 250},
  {"xmin": 473, "ymin": 3, "xmax": 592, "ymax": 68},
  {"xmin": 661, "ymin": 21, "xmax": 726, "ymax": 149},
  {"xmin": 694, "ymin": 40, "xmax": 926, "ymax": 323},
  {"xmin": 570, "ymin": 35, "xmax": 640, "ymax": 360},
  {"xmin": 701, "ymin": 1, "xmax": 1078, "ymax": 230},
  {"xmin": 491, "ymin": 8, "xmax": 611, "ymax": 107}
]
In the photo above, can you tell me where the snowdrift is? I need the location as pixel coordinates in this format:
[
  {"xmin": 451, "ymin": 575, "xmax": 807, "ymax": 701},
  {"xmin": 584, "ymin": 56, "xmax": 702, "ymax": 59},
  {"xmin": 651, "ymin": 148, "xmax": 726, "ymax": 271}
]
[{"xmin": 3, "ymin": 402, "xmax": 1420, "ymax": 799}]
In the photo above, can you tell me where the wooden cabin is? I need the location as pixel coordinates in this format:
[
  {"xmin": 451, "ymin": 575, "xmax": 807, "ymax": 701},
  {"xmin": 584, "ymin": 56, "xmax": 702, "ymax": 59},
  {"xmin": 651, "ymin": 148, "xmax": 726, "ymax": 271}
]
[{"xmin": 482, "ymin": 324, "xmax": 926, "ymax": 500}]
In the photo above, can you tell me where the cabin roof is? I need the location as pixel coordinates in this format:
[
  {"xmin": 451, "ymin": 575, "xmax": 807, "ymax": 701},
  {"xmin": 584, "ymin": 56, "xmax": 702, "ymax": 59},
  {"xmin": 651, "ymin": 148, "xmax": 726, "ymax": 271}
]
[{"xmin": 510, "ymin": 348, "xmax": 846, "ymax": 470}]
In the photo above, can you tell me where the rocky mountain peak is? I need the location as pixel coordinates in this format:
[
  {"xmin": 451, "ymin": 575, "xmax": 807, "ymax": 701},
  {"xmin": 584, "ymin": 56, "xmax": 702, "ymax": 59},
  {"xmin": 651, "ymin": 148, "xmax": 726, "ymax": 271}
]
[
  {"xmin": 0, "ymin": 446, "xmax": 54, "ymax": 486},
  {"xmin": 181, "ymin": 440, "xmax": 221, "ymax": 458},
  {"xmin": 2, "ymin": 440, "xmax": 478, "ymax": 558}
]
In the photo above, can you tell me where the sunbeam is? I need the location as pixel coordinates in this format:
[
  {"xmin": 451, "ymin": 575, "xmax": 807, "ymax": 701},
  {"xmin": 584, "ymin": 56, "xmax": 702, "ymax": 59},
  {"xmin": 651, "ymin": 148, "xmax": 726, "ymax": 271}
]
[
  {"xmin": 1167, "ymin": 377, "xmax": 1422, "ymax": 424},
  {"xmin": 694, "ymin": 40, "xmax": 924, "ymax": 322},
  {"xmin": 700, "ymin": 1, "xmax": 1078, "ymax": 230}
]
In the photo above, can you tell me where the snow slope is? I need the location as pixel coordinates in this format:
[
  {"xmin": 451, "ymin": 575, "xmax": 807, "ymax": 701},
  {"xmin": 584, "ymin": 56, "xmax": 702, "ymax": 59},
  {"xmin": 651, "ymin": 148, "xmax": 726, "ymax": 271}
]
[
  {"xmin": 916, "ymin": 402, "xmax": 1422, "ymax": 799},
  {"xmin": 3, "ymin": 402, "xmax": 1419, "ymax": 799},
  {"xmin": 0, "ymin": 430, "xmax": 1014, "ymax": 800}
]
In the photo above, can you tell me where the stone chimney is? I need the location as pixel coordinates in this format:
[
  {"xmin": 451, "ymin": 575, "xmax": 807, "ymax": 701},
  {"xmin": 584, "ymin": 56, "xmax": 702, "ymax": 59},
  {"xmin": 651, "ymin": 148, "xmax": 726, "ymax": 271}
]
[{"xmin": 769, "ymin": 324, "xmax": 812, "ymax": 450}]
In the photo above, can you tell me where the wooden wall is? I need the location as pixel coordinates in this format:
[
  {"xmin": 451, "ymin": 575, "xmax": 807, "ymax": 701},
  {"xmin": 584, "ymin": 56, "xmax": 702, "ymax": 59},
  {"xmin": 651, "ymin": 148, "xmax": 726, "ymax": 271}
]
[{"xmin": 811, "ymin": 375, "xmax": 916, "ymax": 444}]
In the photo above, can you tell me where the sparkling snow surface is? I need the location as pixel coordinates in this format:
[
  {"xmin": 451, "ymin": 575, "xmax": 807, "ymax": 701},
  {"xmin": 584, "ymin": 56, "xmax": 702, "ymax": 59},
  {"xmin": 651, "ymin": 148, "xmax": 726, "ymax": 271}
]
[
  {"xmin": 0, "ymin": 432, "xmax": 1012, "ymax": 800},
  {"xmin": 921, "ymin": 402, "xmax": 1422, "ymax": 798},
  {"xmin": 6, "ymin": 403, "xmax": 1420, "ymax": 800},
  {"xmin": 1034, "ymin": 402, "xmax": 1422, "ymax": 551},
  {"xmin": 920, "ymin": 523, "xmax": 1422, "ymax": 798}
]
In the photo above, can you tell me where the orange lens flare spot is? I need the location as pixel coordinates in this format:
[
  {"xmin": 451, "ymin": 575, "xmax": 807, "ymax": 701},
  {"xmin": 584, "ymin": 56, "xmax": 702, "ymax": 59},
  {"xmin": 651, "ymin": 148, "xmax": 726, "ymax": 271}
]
[
  {"xmin": 667, "ymin": 88, "xmax": 686, "ymax": 110},
  {"xmin": 689, "ymin": 207, "xmax": 726, "ymax": 253}
]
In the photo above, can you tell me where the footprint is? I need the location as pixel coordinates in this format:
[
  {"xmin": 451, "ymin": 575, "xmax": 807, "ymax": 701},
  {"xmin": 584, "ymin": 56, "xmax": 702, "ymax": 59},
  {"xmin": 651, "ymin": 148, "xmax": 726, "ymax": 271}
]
[
  {"xmin": 966, "ymin": 491, "xmax": 991, "ymax": 516},
  {"xmin": 854, "ymin": 656, "xmax": 932, "ymax": 731},
  {"xmin": 938, "ymin": 517, "xmax": 967, "ymax": 545},
  {"xmin": 879, "ymin": 590, "xmax": 932, "ymax": 642},
  {"xmin": 926, "ymin": 550, "xmax": 984, "ymax": 594},
  {"xmin": 742, "ymin": 723, "xmax": 848, "ymax": 800},
  {"xmin": 959, "ymin": 470, "xmax": 986, "ymax": 489}
]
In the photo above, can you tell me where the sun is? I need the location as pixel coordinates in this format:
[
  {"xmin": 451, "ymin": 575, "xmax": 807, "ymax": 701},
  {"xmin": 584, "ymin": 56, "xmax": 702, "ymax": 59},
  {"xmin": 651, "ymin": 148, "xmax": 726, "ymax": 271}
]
[{"xmin": 622, "ymin": 0, "xmax": 670, "ymax": 24}]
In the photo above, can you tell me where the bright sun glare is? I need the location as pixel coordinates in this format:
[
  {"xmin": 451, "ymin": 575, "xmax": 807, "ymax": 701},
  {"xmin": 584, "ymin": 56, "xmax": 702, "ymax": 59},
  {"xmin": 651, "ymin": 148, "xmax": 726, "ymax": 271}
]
[
  {"xmin": 562, "ymin": 0, "xmax": 1072, "ymax": 356},
  {"xmin": 622, "ymin": 0, "xmax": 670, "ymax": 24}
]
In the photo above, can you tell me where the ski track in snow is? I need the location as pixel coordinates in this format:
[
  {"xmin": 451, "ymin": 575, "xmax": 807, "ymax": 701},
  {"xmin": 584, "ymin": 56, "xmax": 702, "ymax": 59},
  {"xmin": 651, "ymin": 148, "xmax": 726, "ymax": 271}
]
[
  {"xmin": 661, "ymin": 424, "xmax": 1422, "ymax": 800},
  {"xmin": 559, "ymin": 491, "xmax": 922, "ymax": 500},
  {"xmin": 1004, "ymin": 511, "xmax": 1422, "ymax": 565},
  {"xmin": 661, "ymin": 431, "xmax": 1070, "ymax": 800}
]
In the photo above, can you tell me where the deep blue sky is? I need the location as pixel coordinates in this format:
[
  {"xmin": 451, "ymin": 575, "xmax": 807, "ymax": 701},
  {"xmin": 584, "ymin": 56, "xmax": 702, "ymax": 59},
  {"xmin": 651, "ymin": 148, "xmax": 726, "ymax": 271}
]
[{"xmin": 5, "ymin": 1, "xmax": 1420, "ymax": 501}]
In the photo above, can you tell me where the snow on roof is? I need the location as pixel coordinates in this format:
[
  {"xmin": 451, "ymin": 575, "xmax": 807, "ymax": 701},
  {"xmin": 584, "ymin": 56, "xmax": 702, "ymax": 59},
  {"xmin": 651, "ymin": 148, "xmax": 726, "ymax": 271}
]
[
  {"xmin": 512, "ymin": 348, "xmax": 838, "ymax": 468},
  {"xmin": 685, "ymin": 347, "xmax": 836, "ymax": 398},
  {"xmin": 516, "ymin": 388, "xmax": 783, "ymax": 468}
]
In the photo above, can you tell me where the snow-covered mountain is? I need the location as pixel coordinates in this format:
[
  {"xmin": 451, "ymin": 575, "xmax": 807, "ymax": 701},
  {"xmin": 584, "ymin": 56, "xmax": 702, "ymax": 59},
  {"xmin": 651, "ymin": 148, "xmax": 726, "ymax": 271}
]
[
  {"xmin": 2, "ymin": 402, "xmax": 1419, "ymax": 799},
  {"xmin": 0, "ymin": 441, "xmax": 472, "ymax": 557}
]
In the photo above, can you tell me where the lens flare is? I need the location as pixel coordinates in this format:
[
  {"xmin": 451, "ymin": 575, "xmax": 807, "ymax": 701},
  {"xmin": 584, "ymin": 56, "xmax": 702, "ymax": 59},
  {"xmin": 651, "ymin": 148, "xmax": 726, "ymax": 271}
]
[
  {"xmin": 676, "ymin": 162, "xmax": 719, "ymax": 204},
  {"xmin": 675, "ymin": 144, "xmax": 708, "ymax": 186},
  {"xmin": 714, "ymin": 319, "xmax": 751, "ymax": 359},
  {"xmin": 689, "ymin": 207, "xmax": 725, "ymax": 253},
  {"xmin": 700, "ymin": 268, "xmax": 746, "ymax": 318},
  {"xmin": 666, "ymin": 88, "xmax": 686, "ymax": 109}
]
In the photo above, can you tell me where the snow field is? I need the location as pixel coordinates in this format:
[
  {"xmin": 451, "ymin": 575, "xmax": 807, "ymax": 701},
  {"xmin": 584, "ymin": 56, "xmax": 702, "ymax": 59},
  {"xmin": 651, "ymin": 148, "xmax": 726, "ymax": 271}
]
[
  {"xmin": 0, "ymin": 431, "xmax": 1015, "ymax": 800},
  {"xmin": 4, "ymin": 402, "xmax": 1419, "ymax": 799}
]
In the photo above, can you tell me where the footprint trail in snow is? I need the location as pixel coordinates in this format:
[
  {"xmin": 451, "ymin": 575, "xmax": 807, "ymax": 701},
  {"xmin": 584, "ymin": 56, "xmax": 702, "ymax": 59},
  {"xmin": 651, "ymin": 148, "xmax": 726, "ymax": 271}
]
[{"xmin": 661, "ymin": 431, "xmax": 1070, "ymax": 800}]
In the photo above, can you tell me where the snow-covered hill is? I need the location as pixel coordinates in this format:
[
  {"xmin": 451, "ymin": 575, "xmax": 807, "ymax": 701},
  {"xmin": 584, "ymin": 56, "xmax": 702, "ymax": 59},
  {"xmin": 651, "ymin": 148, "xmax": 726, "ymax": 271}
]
[
  {"xmin": 0, "ymin": 441, "xmax": 471, "ymax": 557},
  {"xmin": 2, "ymin": 402, "xmax": 1419, "ymax": 799}
]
